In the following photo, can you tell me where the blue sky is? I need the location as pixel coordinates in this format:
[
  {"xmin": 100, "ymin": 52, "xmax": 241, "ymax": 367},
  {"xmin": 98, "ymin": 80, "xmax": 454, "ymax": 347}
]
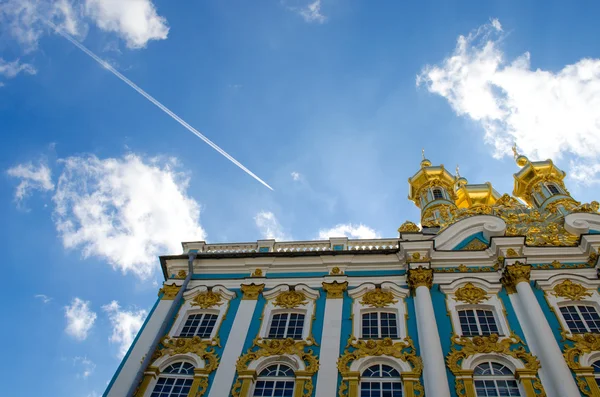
[{"xmin": 2, "ymin": 1, "xmax": 600, "ymax": 396}]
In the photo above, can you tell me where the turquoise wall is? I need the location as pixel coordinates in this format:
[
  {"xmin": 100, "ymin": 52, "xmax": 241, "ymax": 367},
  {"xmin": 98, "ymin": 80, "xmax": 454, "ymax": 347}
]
[{"xmin": 430, "ymin": 285, "xmax": 458, "ymax": 397}]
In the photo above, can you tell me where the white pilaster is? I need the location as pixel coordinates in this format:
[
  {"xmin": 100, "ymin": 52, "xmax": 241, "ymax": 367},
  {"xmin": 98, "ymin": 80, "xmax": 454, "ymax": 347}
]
[
  {"xmin": 414, "ymin": 285, "xmax": 451, "ymax": 397},
  {"xmin": 208, "ymin": 298, "xmax": 259, "ymax": 396},
  {"xmin": 514, "ymin": 281, "xmax": 579, "ymax": 397},
  {"xmin": 314, "ymin": 297, "xmax": 344, "ymax": 397},
  {"xmin": 106, "ymin": 298, "xmax": 172, "ymax": 397}
]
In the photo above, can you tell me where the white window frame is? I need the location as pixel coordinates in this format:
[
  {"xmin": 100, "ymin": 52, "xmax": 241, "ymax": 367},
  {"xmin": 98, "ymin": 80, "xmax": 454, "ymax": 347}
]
[
  {"xmin": 360, "ymin": 309, "xmax": 401, "ymax": 339},
  {"xmin": 349, "ymin": 282, "xmax": 409, "ymax": 341},
  {"xmin": 462, "ymin": 354, "xmax": 528, "ymax": 397},
  {"xmin": 266, "ymin": 310, "xmax": 307, "ymax": 340},
  {"xmin": 472, "ymin": 361, "xmax": 522, "ymax": 397},
  {"xmin": 456, "ymin": 306, "xmax": 503, "ymax": 337},
  {"xmin": 251, "ymin": 363, "xmax": 296, "ymax": 397},
  {"xmin": 259, "ymin": 284, "xmax": 320, "ymax": 341},
  {"xmin": 169, "ymin": 285, "xmax": 236, "ymax": 340},
  {"xmin": 441, "ymin": 280, "xmax": 509, "ymax": 338},
  {"xmin": 359, "ymin": 363, "xmax": 404, "ymax": 397},
  {"xmin": 538, "ymin": 275, "xmax": 600, "ymax": 336}
]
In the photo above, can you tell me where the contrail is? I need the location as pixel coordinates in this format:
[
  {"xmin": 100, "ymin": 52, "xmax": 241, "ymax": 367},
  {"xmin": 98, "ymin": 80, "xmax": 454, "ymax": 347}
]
[{"xmin": 45, "ymin": 20, "xmax": 273, "ymax": 191}]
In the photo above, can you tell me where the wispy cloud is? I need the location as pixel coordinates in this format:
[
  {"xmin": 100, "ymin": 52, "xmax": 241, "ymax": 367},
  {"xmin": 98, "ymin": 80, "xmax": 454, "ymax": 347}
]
[
  {"xmin": 73, "ymin": 356, "xmax": 96, "ymax": 378},
  {"xmin": 291, "ymin": 171, "xmax": 301, "ymax": 181},
  {"xmin": 285, "ymin": 0, "xmax": 327, "ymax": 24},
  {"xmin": 254, "ymin": 211, "xmax": 290, "ymax": 240},
  {"xmin": 0, "ymin": 57, "xmax": 36, "ymax": 84},
  {"xmin": 6, "ymin": 161, "xmax": 54, "ymax": 203},
  {"xmin": 64, "ymin": 297, "xmax": 97, "ymax": 341},
  {"xmin": 52, "ymin": 154, "xmax": 205, "ymax": 279},
  {"xmin": 103, "ymin": 301, "xmax": 147, "ymax": 358},
  {"xmin": 35, "ymin": 294, "xmax": 52, "ymax": 304},
  {"xmin": 318, "ymin": 223, "xmax": 380, "ymax": 239},
  {"xmin": 417, "ymin": 18, "xmax": 600, "ymax": 185}
]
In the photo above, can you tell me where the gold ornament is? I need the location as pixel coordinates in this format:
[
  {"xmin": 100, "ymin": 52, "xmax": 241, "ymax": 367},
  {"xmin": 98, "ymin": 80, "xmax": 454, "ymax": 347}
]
[
  {"xmin": 563, "ymin": 333, "xmax": 600, "ymax": 396},
  {"xmin": 330, "ymin": 267, "xmax": 341, "ymax": 275},
  {"xmin": 407, "ymin": 267, "xmax": 433, "ymax": 290},
  {"xmin": 338, "ymin": 337, "xmax": 424, "ymax": 397},
  {"xmin": 191, "ymin": 291, "xmax": 223, "ymax": 309},
  {"xmin": 506, "ymin": 248, "xmax": 519, "ymax": 257},
  {"xmin": 151, "ymin": 335, "xmax": 219, "ymax": 372},
  {"xmin": 461, "ymin": 239, "xmax": 487, "ymax": 250},
  {"xmin": 500, "ymin": 262, "xmax": 531, "ymax": 293},
  {"xmin": 241, "ymin": 283, "xmax": 264, "ymax": 300},
  {"xmin": 158, "ymin": 283, "xmax": 181, "ymax": 300},
  {"xmin": 552, "ymin": 279, "xmax": 592, "ymax": 301},
  {"xmin": 398, "ymin": 221, "xmax": 420, "ymax": 233},
  {"xmin": 360, "ymin": 288, "xmax": 398, "ymax": 308},
  {"xmin": 322, "ymin": 281, "xmax": 347, "ymax": 299},
  {"xmin": 273, "ymin": 290, "xmax": 308, "ymax": 309},
  {"xmin": 252, "ymin": 268, "xmax": 263, "ymax": 277},
  {"xmin": 175, "ymin": 270, "xmax": 187, "ymax": 279},
  {"xmin": 454, "ymin": 283, "xmax": 489, "ymax": 304}
]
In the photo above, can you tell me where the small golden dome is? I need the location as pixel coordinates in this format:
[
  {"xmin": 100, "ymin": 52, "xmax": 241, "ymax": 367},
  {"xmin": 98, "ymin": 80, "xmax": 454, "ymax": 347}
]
[
  {"xmin": 421, "ymin": 159, "xmax": 432, "ymax": 168},
  {"xmin": 516, "ymin": 155, "xmax": 529, "ymax": 167}
]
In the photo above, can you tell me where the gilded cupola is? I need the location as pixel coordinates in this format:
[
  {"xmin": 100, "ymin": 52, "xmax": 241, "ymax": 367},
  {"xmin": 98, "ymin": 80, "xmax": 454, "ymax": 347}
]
[
  {"xmin": 511, "ymin": 146, "xmax": 576, "ymax": 211},
  {"xmin": 408, "ymin": 151, "xmax": 458, "ymax": 227},
  {"xmin": 453, "ymin": 166, "xmax": 502, "ymax": 209}
]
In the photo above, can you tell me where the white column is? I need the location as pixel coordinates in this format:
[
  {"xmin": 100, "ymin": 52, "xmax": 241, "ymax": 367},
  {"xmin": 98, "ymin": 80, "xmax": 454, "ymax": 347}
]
[
  {"xmin": 513, "ymin": 280, "xmax": 579, "ymax": 397},
  {"xmin": 208, "ymin": 284, "xmax": 263, "ymax": 397},
  {"xmin": 314, "ymin": 282, "xmax": 345, "ymax": 397},
  {"xmin": 106, "ymin": 296, "xmax": 175, "ymax": 397},
  {"xmin": 414, "ymin": 285, "xmax": 452, "ymax": 397}
]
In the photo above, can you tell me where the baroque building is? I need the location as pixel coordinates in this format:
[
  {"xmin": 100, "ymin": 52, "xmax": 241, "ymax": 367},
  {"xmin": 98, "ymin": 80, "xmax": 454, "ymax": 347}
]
[{"xmin": 105, "ymin": 151, "xmax": 600, "ymax": 397}]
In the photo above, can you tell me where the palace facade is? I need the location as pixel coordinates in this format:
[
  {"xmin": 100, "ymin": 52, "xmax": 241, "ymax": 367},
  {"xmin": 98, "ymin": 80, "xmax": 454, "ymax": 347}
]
[{"xmin": 105, "ymin": 152, "xmax": 600, "ymax": 397}]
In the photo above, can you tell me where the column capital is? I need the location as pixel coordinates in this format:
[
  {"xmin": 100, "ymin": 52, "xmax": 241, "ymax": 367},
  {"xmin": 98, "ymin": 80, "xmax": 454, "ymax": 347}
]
[
  {"xmin": 240, "ymin": 283, "xmax": 265, "ymax": 300},
  {"xmin": 407, "ymin": 266, "xmax": 433, "ymax": 291},
  {"xmin": 500, "ymin": 261, "xmax": 531, "ymax": 293},
  {"xmin": 158, "ymin": 283, "xmax": 181, "ymax": 300},
  {"xmin": 322, "ymin": 281, "xmax": 348, "ymax": 299}
]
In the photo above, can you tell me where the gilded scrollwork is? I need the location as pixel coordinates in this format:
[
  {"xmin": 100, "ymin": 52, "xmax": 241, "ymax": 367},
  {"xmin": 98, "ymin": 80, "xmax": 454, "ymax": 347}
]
[
  {"xmin": 551, "ymin": 279, "xmax": 592, "ymax": 301},
  {"xmin": 191, "ymin": 290, "xmax": 223, "ymax": 309},
  {"xmin": 322, "ymin": 281, "xmax": 348, "ymax": 299},
  {"xmin": 500, "ymin": 262, "xmax": 531, "ymax": 293},
  {"xmin": 398, "ymin": 221, "xmax": 420, "ymax": 233},
  {"xmin": 407, "ymin": 266, "xmax": 433, "ymax": 291},
  {"xmin": 461, "ymin": 238, "xmax": 488, "ymax": 250},
  {"xmin": 337, "ymin": 336, "xmax": 424, "ymax": 397},
  {"xmin": 241, "ymin": 283, "xmax": 265, "ymax": 300},
  {"xmin": 360, "ymin": 288, "xmax": 398, "ymax": 308},
  {"xmin": 454, "ymin": 283, "xmax": 489, "ymax": 304},
  {"xmin": 158, "ymin": 283, "xmax": 181, "ymax": 300},
  {"xmin": 562, "ymin": 333, "xmax": 600, "ymax": 396},
  {"xmin": 273, "ymin": 290, "xmax": 308, "ymax": 309},
  {"xmin": 231, "ymin": 338, "xmax": 319, "ymax": 397}
]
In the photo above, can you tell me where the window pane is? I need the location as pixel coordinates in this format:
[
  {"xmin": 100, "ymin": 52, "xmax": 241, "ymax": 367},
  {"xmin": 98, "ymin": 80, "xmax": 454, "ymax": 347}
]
[
  {"xmin": 268, "ymin": 313, "xmax": 305, "ymax": 339},
  {"xmin": 362, "ymin": 312, "xmax": 379, "ymax": 339},
  {"xmin": 178, "ymin": 313, "xmax": 218, "ymax": 338},
  {"xmin": 561, "ymin": 306, "xmax": 591, "ymax": 333},
  {"xmin": 380, "ymin": 313, "xmax": 399, "ymax": 338}
]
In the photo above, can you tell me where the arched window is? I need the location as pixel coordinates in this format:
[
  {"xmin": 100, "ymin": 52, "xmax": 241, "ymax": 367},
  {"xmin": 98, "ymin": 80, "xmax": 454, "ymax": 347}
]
[
  {"xmin": 253, "ymin": 364, "xmax": 295, "ymax": 397},
  {"xmin": 178, "ymin": 312, "xmax": 218, "ymax": 338},
  {"xmin": 592, "ymin": 360, "xmax": 600, "ymax": 387},
  {"xmin": 151, "ymin": 362, "xmax": 194, "ymax": 397},
  {"xmin": 360, "ymin": 364, "xmax": 402, "ymax": 397},
  {"xmin": 362, "ymin": 312, "xmax": 399, "ymax": 339},
  {"xmin": 560, "ymin": 305, "xmax": 600, "ymax": 333},
  {"xmin": 432, "ymin": 188, "xmax": 444, "ymax": 200},
  {"xmin": 473, "ymin": 362, "xmax": 520, "ymax": 397},
  {"xmin": 546, "ymin": 183, "xmax": 560, "ymax": 195},
  {"xmin": 458, "ymin": 309, "xmax": 499, "ymax": 336},
  {"xmin": 268, "ymin": 312, "xmax": 305, "ymax": 339}
]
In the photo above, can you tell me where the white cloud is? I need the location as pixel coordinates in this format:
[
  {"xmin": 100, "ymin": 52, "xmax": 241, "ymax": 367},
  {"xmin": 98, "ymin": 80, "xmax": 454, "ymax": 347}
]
[
  {"xmin": 287, "ymin": 0, "xmax": 326, "ymax": 24},
  {"xmin": 291, "ymin": 171, "xmax": 301, "ymax": 181},
  {"xmin": 52, "ymin": 154, "xmax": 205, "ymax": 279},
  {"xmin": 0, "ymin": 57, "xmax": 36, "ymax": 79},
  {"xmin": 6, "ymin": 161, "xmax": 54, "ymax": 202},
  {"xmin": 34, "ymin": 294, "xmax": 52, "ymax": 304},
  {"xmin": 254, "ymin": 211, "xmax": 289, "ymax": 240},
  {"xmin": 103, "ymin": 301, "xmax": 147, "ymax": 358},
  {"xmin": 65, "ymin": 297, "xmax": 97, "ymax": 341},
  {"xmin": 318, "ymin": 223, "xmax": 380, "ymax": 239},
  {"xmin": 73, "ymin": 356, "xmax": 96, "ymax": 378},
  {"xmin": 84, "ymin": 0, "xmax": 169, "ymax": 49},
  {"xmin": 417, "ymin": 18, "xmax": 600, "ymax": 184}
]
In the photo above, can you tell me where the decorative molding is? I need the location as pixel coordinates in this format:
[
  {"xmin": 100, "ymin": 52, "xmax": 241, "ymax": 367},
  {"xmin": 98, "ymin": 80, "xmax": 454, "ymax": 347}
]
[
  {"xmin": 563, "ymin": 333, "xmax": 600, "ymax": 396},
  {"xmin": 532, "ymin": 260, "xmax": 593, "ymax": 270},
  {"xmin": 434, "ymin": 264, "xmax": 498, "ymax": 273},
  {"xmin": 337, "ymin": 336, "xmax": 424, "ymax": 397},
  {"xmin": 454, "ymin": 283, "xmax": 489, "ymax": 304},
  {"xmin": 500, "ymin": 262, "xmax": 531, "ymax": 293},
  {"xmin": 252, "ymin": 269, "xmax": 263, "ymax": 277},
  {"xmin": 359, "ymin": 287, "xmax": 398, "ymax": 308},
  {"xmin": 323, "ymin": 281, "xmax": 348, "ymax": 299},
  {"xmin": 398, "ymin": 221, "xmax": 420, "ymax": 233},
  {"xmin": 407, "ymin": 267, "xmax": 433, "ymax": 291},
  {"xmin": 552, "ymin": 279, "xmax": 592, "ymax": 301},
  {"xmin": 175, "ymin": 270, "xmax": 187, "ymax": 279},
  {"xmin": 191, "ymin": 290, "xmax": 224, "ymax": 309},
  {"xmin": 406, "ymin": 252, "xmax": 430, "ymax": 264},
  {"xmin": 330, "ymin": 266, "xmax": 341, "ymax": 275},
  {"xmin": 158, "ymin": 283, "xmax": 181, "ymax": 300},
  {"xmin": 151, "ymin": 336, "xmax": 219, "ymax": 372},
  {"xmin": 241, "ymin": 283, "xmax": 265, "ymax": 300},
  {"xmin": 460, "ymin": 238, "xmax": 487, "ymax": 251},
  {"xmin": 273, "ymin": 290, "xmax": 308, "ymax": 309},
  {"xmin": 506, "ymin": 248, "xmax": 519, "ymax": 257}
]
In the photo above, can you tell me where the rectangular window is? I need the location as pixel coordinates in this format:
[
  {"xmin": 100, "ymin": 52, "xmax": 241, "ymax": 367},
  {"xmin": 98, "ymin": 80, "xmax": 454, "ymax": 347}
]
[
  {"xmin": 268, "ymin": 313, "xmax": 305, "ymax": 339},
  {"xmin": 458, "ymin": 309, "xmax": 499, "ymax": 336},
  {"xmin": 561, "ymin": 305, "xmax": 600, "ymax": 333},
  {"xmin": 361, "ymin": 312, "xmax": 399, "ymax": 339},
  {"xmin": 178, "ymin": 313, "xmax": 218, "ymax": 338}
]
